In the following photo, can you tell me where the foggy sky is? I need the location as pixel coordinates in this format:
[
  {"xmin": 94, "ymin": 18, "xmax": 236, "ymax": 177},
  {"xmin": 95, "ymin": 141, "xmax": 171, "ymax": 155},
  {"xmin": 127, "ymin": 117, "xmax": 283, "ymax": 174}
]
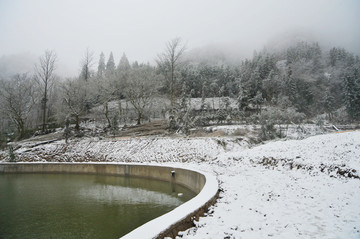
[{"xmin": 0, "ymin": 0, "xmax": 359, "ymax": 77}]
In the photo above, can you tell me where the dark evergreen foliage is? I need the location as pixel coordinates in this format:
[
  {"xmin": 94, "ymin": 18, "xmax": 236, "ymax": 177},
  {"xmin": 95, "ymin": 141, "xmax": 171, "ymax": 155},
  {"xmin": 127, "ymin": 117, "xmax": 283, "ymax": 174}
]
[{"xmin": 343, "ymin": 66, "xmax": 360, "ymax": 121}]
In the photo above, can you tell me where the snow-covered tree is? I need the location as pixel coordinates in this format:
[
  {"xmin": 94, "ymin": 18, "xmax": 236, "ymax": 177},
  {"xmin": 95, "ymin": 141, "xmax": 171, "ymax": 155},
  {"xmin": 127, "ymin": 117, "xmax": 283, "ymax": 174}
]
[
  {"xmin": 157, "ymin": 37, "xmax": 186, "ymax": 114},
  {"xmin": 58, "ymin": 77, "xmax": 88, "ymax": 131},
  {"xmin": 323, "ymin": 89, "xmax": 335, "ymax": 121},
  {"xmin": 209, "ymin": 82, "xmax": 218, "ymax": 109},
  {"xmin": 97, "ymin": 52, "xmax": 106, "ymax": 79},
  {"xmin": 91, "ymin": 73, "xmax": 117, "ymax": 127},
  {"xmin": 79, "ymin": 48, "xmax": 94, "ymax": 81},
  {"xmin": 177, "ymin": 81, "xmax": 193, "ymax": 134},
  {"xmin": 116, "ymin": 53, "xmax": 131, "ymax": 99},
  {"xmin": 251, "ymin": 91, "xmax": 264, "ymax": 114},
  {"xmin": 343, "ymin": 66, "xmax": 360, "ymax": 121},
  {"xmin": 124, "ymin": 64, "xmax": 157, "ymax": 125},
  {"xmin": 0, "ymin": 74, "xmax": 36, "ymax": 139},
  {"xmin": 117, "ymin": 53, "xmax": 131, "ymax": 72},
  {"xmin": 237, "ymin": 87, "xmax": 249, "ymax": 112},
  {"xmin": 34, "ymin": 50, "xmax": 57, "ymax": 133},
  {"xmin": 105, "ymin": 52, "xmax": 116, "ymax": 79}
]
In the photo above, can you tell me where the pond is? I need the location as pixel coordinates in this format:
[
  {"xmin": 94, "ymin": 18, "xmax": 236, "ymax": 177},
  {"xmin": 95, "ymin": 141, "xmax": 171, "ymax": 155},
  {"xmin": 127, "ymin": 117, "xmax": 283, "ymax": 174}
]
[{"xmin": 0, "ymin": 173, "xmax": 196, "ymax": 239}]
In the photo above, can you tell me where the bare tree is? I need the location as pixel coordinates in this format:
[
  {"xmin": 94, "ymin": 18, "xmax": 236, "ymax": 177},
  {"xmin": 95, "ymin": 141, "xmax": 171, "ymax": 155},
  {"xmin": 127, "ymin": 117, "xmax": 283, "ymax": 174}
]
[
  {"xmin": 0, "ymin": 74, "xmax": 36, "ymax": 139},
  {"xmin": 96, "ymin": 76, "xmax": 117, "ymax": 127},
  {"xmin": 156, "ymin": 38, "xmax": 186, "ymax": 114},
  {"xmin": 34, "ymin": 50, "xmax": 57, "ymax": 133},
  {"xmin": 80, "ymin": 47, "xmax": 95, "ymax": 81},
  {"xmin": 125, "ymin": 64, "xmax": 157, "ymax": 125},
  {"xmin": 59, "ymin": 78, "xmax": 87, "ymax": 131}
]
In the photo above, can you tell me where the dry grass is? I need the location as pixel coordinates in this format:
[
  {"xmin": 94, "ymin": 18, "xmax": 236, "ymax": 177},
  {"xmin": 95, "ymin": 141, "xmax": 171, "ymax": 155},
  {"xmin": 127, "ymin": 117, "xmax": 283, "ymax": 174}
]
[
  {"xmin": 208, "ymin": 130, "xmax": 227, "ymax": 137},
  {"xmin": 232, "ymin": 128, "xmax": 250, "ymax": 136}
]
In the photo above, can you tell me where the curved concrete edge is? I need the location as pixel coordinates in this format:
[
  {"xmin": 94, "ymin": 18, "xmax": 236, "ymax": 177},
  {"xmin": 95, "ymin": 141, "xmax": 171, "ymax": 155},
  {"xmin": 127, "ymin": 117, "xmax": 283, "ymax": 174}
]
[
  {"xmin": 121, "ymin": 169, "xmax": 218, "ymax": 239},
  {"xmin": 0, "ymin": 162, "xmax": 219, "ymax": 239}
]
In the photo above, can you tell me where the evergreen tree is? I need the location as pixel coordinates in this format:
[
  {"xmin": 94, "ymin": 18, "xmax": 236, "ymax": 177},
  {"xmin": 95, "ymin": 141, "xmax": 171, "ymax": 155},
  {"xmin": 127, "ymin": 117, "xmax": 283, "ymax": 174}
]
[
  {"xmin": 250, "ymin": 67, "xmax": 262, "ymax": 98},
  {"xmin": 200, "ymin": 82, "xmax": 207, "ymax": 112},
  {"xmin": 105, "ymin": 52, "xmax": 116, "ymax": 78},
  {"xmin": 288, "ymin": 77, "xmax": 297, "ymax": 104},
  {"xmin": 97, "ymin": 52, "xmax": 106, "ymax": 79},
  {"xmin": 116, "ymin": 53, "xmax": 131, "ymax": 98},
  {"xmin": 117, "ymin": 53, "xmax": 131, "ymax": 72},
  {"xmin": 323, "ymin": 89, "xmax": 335, "ymax": 121},
  {"xmin": 237, "ymin": 87, "xmax": 249, "ymax": 112},
  {"xmin": 343, "ymin": 66, "xmax": 360, "ymax": 120},
  {"xmin": 209, "ymin": 82, "xmax": 219, "ymax": 109},
  {"xmin": 251, "ymin": 91, "xmax": 264, "ymax": 114}
]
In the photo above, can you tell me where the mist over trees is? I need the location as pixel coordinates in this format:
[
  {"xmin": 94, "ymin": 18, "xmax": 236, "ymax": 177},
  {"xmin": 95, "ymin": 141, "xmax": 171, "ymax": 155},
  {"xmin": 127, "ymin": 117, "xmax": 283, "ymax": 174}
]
[{"xmin": 0, "ymin": 39, "xmax": 359, "ymax": 144}]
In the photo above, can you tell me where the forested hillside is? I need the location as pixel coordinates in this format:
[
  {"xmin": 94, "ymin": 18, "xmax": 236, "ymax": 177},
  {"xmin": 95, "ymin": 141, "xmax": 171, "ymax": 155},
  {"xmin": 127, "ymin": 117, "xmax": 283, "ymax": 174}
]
[{"xmin": 1, "ymin": 39, "xmax": 359, "ymax": 145}]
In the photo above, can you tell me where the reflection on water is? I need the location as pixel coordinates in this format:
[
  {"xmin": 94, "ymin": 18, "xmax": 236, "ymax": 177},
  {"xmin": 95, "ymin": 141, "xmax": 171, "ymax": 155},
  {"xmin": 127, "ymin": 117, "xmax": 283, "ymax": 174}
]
[
  {"xmin": 0, "ymin": 173, "xmax": 195, "ymax": 239},
  {"xmin": 78, "ymin": 185, "xmax": 183, "ymax": 206}
]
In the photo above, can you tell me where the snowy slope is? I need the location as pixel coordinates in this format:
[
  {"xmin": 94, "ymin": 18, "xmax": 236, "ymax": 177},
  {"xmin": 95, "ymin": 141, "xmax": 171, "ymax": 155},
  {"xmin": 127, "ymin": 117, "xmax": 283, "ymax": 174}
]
[
  {"xmin": 1, "ymin": 131, "xmax": 360, "ymax": 238},
  {"xmin": 178, "ymin": 131, "xmax": 360, "ymax": 239},
  {"xmin": 7, "ymin": 136, "xmax": 246, "ymax": 163}
]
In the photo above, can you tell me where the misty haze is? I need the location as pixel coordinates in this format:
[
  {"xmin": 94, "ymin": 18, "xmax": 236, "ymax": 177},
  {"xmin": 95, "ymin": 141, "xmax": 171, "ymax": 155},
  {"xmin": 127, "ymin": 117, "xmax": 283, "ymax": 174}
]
[{"xmin": 1, "ymin": 0, "xmax": 360, "ymax": 239}]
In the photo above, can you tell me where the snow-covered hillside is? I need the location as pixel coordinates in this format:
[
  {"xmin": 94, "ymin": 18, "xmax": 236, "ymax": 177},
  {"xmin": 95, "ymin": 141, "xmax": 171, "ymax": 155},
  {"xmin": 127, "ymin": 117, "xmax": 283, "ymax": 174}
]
[
  {"xmin": 1, "ymin": 131, "xmax": 359, "ymax": 238},
  {"xmin": 177, "ymin": 131, "xmax": 360, "ymax": 239}
]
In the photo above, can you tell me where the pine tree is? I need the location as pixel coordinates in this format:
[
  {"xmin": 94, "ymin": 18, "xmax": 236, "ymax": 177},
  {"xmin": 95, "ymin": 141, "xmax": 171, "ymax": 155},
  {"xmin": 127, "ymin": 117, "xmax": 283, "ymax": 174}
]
[
  {"xmin": 117, "ymin": 53, "xmax": 131, "ymax": 72},
  {"xmin": 237, "ymin": 87, "xmax": 249, "ymax": 112},
  {"xmin": 97, "ymin": 52, "xmax": 106, "ymax": 79},
  {"xmin": 105, "ymin": 52, "xmax": 116, "ymax": 78},
  {"xmin": 200, "ymin": 82, "xmax": 207, "ymax": 112},
  {"xmin": 323, "ymin": 90, "xmax": 335, "ymax": 121},
  {"xmin": 116, "ymin": 53, "xmax": 131, "ymax": 98},
  {"xmin": 251, "ymin": 91, "xmax": 264, "ymax": 114},
  {"xmin": 343, "ymin": 66, "xmax": 360, "ymax": 121},
  {"xmin": 209, "ymin": 82, "xmax": 218, "ymax": 109},
  {"xmin": 249, "ymin": 67, "xmax": 262, "ymax": 98}
]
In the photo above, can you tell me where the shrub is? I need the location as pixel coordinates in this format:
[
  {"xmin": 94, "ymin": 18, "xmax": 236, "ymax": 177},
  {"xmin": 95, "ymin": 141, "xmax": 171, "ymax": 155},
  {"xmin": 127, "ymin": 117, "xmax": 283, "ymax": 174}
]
[{"xmin": 8, "ymin": 145, "xmax": 15, "ymax": 162}]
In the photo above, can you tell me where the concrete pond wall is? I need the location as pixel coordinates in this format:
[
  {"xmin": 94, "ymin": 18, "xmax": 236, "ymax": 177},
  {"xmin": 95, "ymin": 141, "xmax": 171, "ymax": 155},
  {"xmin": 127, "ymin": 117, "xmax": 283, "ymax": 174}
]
[{"xmin": 0, "ymin": 163, "xmax": 219, "ymax": 239}]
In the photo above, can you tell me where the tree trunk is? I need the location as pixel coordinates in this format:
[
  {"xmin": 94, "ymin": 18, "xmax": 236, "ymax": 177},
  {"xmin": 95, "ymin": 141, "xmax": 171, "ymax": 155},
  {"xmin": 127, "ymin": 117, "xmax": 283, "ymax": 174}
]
[
  {"xmin": 75, "ymin": 114, "xmax": 80, "ymax": 131},
  {"xmin": 42, "ymin": 88, "xmax": 47, "ymax": 133},
  {"xmin": 137, "ymin": 111, "xmax": 142, "ymax": 125},
  {"xmin": 118, "ymin": 101, "xmax": 122, "ymax": 124},
  {"xmin": 170, "ymin": 66, "xmax": 175, "ymax": 115},
  {"xmin": 104, "ymin": 101, "xmax": 111, "ymax": 127},
  {"xmin": 18, "ymin": 120, "xmax": 25, "ymax": 139}
]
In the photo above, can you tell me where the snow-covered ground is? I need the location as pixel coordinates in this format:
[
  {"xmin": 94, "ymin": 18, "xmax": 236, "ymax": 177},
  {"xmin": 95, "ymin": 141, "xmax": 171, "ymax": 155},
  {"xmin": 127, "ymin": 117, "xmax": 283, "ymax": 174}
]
[
  {"xmin": 177, "ymin": 131, "xmax": 360, "ymax": 239},
  {"xmin": 1, "ymin": 130, "xmax": 360, "ymax": 238}
]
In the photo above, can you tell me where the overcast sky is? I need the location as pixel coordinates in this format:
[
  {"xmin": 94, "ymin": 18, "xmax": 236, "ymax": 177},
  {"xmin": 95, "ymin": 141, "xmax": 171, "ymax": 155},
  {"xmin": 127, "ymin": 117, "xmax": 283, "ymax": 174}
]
[{"xmin": 0, "ymin": 0, "xmax": 359, "ymax": 77}]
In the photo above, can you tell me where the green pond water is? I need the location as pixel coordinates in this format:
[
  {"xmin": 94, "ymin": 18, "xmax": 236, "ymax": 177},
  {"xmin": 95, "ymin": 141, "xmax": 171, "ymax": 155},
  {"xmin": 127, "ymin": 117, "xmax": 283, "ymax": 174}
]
[{"xmin": 0, "ymin": 173, "xmax": 196, "ymax": 239}]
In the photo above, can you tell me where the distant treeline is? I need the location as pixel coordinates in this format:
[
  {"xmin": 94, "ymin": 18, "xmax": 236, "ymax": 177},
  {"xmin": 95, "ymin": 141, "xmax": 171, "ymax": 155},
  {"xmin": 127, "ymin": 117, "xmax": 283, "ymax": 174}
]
[{"xmin": 1, "ymin": 39, "xmax": 359, "ymax": 143}]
